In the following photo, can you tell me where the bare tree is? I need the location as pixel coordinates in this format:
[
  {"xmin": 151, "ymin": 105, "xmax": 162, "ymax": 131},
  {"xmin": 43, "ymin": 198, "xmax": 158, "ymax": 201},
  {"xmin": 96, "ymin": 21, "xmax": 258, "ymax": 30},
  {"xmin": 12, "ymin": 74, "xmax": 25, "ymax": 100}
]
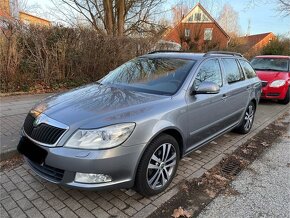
[
  {"xmin": 217, "ymin": 3, "xmax": 241, "ymax": 37},
  {"xmin": 51, "ymin": 0, "xmax": 165, "ymax": 36},
  {"xmin": 276, "ymin": 0, "xmax": 290, "ymax": 16}
]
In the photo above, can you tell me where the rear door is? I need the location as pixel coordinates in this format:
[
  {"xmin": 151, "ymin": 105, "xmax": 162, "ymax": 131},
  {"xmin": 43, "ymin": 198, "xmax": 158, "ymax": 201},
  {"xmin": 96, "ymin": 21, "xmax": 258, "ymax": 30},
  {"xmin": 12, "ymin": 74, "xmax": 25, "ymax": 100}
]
[{"xmin": 220, "ymin": 58, "xmax": 251, "ymax": 124}]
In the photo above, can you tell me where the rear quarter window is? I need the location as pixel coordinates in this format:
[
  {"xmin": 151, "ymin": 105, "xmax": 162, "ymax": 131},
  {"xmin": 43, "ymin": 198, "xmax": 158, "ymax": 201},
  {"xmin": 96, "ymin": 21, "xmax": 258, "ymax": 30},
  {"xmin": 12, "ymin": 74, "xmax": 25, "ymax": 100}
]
[{"xmin": 239, "ymin": 60, "xmax": 257, "ymax": 79}]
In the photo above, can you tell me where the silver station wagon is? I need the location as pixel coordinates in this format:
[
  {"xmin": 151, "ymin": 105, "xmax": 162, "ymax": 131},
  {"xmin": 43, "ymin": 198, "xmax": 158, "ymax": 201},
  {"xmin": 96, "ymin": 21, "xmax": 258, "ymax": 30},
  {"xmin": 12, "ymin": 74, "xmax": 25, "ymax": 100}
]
[{"xmin": 18, "ymin": 51, "xmax": 261, "ymax": 196}]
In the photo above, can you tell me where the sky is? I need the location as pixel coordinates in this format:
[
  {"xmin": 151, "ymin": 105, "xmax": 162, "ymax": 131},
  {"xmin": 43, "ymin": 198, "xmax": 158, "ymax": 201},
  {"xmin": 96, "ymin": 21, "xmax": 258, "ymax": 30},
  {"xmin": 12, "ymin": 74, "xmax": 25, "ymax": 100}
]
[{"xmin": 27, "ymin": 0, "xmax": 290, "ymax": 36}]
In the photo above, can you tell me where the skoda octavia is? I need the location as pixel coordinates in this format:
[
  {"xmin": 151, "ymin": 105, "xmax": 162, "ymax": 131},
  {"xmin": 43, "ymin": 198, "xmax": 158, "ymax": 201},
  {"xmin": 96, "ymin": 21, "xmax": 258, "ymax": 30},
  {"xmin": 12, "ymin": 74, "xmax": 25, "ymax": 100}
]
[{"xmin": 18, "ymin": 51, "xmax": 261, "ymax": 196}]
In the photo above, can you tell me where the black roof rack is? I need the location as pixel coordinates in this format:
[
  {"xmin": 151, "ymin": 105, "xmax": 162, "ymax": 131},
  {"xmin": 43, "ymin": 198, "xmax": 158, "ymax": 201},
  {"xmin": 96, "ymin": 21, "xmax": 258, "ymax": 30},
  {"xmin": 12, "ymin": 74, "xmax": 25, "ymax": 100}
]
[
  {"xmin": 204, "ymin": 51, "xmax": 243, "ymax": 57},
  {"xmin": 148, "ymin": 50, "xmax": 184, "ymax": 54}
]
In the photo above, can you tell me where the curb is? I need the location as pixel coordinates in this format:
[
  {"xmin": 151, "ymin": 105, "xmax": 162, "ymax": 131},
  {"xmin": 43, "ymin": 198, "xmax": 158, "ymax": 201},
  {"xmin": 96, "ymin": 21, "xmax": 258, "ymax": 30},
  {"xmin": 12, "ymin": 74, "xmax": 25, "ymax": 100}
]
[{"xmin": 142, "ymin": 105, "xmax": 290, "ymax": 217}]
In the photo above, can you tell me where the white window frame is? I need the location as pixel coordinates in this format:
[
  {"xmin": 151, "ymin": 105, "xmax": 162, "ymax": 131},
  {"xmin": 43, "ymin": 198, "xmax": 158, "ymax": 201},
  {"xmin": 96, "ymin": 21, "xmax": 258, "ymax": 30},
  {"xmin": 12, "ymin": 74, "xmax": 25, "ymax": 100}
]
[
  {"xmin": 184, "ymin": 29, "xmax": 190, "ymax": 37},
  {"xmin": 204, "ymin": 28, "xmax": 213, "ymax": 41}
]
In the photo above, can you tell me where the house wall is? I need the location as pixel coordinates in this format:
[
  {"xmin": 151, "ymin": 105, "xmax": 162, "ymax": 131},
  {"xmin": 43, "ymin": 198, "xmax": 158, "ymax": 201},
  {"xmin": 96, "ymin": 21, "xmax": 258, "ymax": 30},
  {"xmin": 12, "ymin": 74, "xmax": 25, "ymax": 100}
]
[
  {"xmin": 19, "ymin": 12, "xmax": 51, "ymax": 27},
  {"xmin": 253, "ymin": 33, "xmax": 276, "ymax": 51},
  {"xmin": 164, "ymin": 22, "xmax": 229, "ymax": 50}
]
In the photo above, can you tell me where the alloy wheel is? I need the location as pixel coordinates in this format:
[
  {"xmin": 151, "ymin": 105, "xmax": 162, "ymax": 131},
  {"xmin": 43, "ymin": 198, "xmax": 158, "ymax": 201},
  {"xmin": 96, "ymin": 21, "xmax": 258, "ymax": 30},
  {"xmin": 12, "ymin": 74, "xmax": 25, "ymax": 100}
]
[
  {"xmin": 244, "ymin": 105, "xmax": 254, "ymax": 131},
  {"xmin": 146, "ymin": 143, "xmax": 177, "ymax": 190}
]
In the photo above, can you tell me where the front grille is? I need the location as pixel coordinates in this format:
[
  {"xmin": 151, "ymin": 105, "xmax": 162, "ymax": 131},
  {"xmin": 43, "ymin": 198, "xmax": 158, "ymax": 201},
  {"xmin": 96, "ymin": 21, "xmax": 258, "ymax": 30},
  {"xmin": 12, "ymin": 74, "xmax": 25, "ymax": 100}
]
[
  {"xmin": 23, "ymin": 114, "xmax": 66, "ymax": 144},
  {"xmin": 267, "ymin": 93, "xmax": 280, "ymax": 97},
  {"xmin": 27, "ymin": 159, "xmax": 64, "ymax": 182},
  {"xmin": 261, "ymin": 81, "xmax": 268, "ymax": 87}
]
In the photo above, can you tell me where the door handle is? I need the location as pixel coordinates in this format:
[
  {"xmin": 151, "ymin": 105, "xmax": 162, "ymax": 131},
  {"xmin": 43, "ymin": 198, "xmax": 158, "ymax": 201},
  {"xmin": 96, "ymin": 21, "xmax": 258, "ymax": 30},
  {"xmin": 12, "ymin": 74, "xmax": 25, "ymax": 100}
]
[
  {"xmin": 222, "ymin": 94, "xmax": 228, "ymax": 100},
  {"xmin": 246, "ymin": 86, "xmax": 251, "ymax": 90}
]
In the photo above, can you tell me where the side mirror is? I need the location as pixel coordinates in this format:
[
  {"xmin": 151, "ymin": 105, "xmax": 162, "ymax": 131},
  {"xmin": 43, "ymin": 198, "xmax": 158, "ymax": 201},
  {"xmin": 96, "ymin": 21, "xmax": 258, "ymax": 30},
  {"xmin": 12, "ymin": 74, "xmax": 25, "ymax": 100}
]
[{"xmin": 191, "ymin": 81, "xmax": 220, "ymax": 95}]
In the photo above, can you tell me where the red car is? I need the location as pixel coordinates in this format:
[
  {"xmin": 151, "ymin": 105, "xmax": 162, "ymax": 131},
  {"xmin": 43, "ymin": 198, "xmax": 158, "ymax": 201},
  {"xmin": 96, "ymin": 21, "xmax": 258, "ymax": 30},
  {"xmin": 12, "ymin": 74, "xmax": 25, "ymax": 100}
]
[{"xmin": 251, "ymin": 55, "xmax": 290, "ymax": 104}]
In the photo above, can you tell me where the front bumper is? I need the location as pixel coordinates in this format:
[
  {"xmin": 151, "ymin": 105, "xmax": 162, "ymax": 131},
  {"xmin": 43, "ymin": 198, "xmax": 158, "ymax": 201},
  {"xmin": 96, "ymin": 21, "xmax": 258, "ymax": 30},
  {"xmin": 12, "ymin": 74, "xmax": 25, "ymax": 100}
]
[
  {"xmin": 261, "ymin": 85, "xmax": 288, "ymax": 100},
  {"xmin": 18, "ymin": 136, "xmax": 146, "ymax": 190}
]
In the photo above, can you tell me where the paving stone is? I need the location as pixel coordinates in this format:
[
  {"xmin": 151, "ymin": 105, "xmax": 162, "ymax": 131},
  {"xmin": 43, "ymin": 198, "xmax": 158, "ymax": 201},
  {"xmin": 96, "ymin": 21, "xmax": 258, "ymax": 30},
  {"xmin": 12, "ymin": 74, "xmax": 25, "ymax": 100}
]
[
  {"xmin": 25, "ymin": 207, "xmax": 44, "ymax": 218},
  {"xmin": 23, "ymin": 189, "xmax": 39, "ymax": 201},
  {"xmin": 9, "ymin": 174, "xmax": 23, "ymax": 184},
  {"xmin": 132, "ymin": 204, "xmax": 157, "ymax": 218},
  {"xmin": 91, "ymin": 207, "xmax": 110, "ymax": 218},
  {"xmin": 63, "ymin": 197, "xmax": 82, "ymax": 211},
  {"xmin": 110, "ymin": 197, "xmax": 128, "ymax": 210},
  {"xmin": 1, "ymin": 196, "xmax": 18, "ymax": 211},
  {"xmin": 75, "ymin": 207, "xmax": 95, "ymax": 218},
  {"xmin": 47, "ymin": 197, "xmax": 65, "ymax": 211},
  {"xmin": 108, "ymin": 206, "xmax": 128, "ymax": 218},
  {"xmin": 30, "ymin": 181, "xmax": 45, "ymax": 192},
  {"xmin": 0, "ymin": 187, "xmax": 9, "ymax": 200},
  {"xmin": 187, "ymin": 167, "xmax": 207, "ymax": 180},
  {"xmin": 15, "ymin": 182, "xmax": 30, "ymax": 192},
  {"xmin": 0, "ymin": 205, "xmax": 10, "ymax": 218},
  {"xmin": 124, "ymin": 206, "xmax": 137, "ymax": 216},
  {"xmin": 94, "ymin": 197, "xmax": 114, "ymax": 211},
  {"xmin": 125, "ymin": 197, "xmax": 144, "ymax": 211},
  {"xmin": 203, "ymin": 154, "xmax": 225, "ymax": 170},
  {"xmin": 0, "ymin": 174, "xmax": 9, "ymax": 183},
  {"xmin": 139, "ymin": 197, "xmax": 152, "ymax": 206},
  {"xmin": 152, "ymin": 187, "xmax": 179, "ymax": 207},
  {"xmin": 41, "ymin": 207, "xmax": 61, "ymax": 218},
  {"xmin": 68, "ymin": 189, "xmax": 85, "ymax": 201},
  {"xmin": 38, "ymin": 189, "xmax": 54, "ymax": 201},
  {"xmin": 8, "ymin": 207, "xmax": 27, "ymax": 218},
  {"xmin": 32, "ymin": 198, "xmax": 50, "ymax": 211},
  {"xmin": 17, "ymin": 197, "xmax": 34, "ymax": 210},
  {"xmin": 10, "ymin": 189, "xmax": 25, "ymax": 201},
  {"xmin": 58, "ymin": 207, "xmax": 78, "ymax": 218},
  {"xmin": 53, "ymin": 188, "xmax": 70, "ymax": 201},
  {"xmin": 79, "ymin": 198, "xmax": 97, "ymax": 211},
  {"xmin": 2, "ymin": 181, "xmax": 17, "ymax": 192}
]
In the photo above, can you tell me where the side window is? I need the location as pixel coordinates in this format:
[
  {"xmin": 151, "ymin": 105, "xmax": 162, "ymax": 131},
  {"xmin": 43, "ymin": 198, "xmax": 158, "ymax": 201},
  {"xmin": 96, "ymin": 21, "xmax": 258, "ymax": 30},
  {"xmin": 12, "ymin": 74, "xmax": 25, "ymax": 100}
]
[
  {"xmin": 239, "ymin": 60, "xmax": 257, "ymax": 79},
  {"xmin": 222, "ymin": 58, "xmax": 245, "ymax": 84},
  {"xmin": 194, "ymin": 59, "xmax": 222, "ymax": 89}
]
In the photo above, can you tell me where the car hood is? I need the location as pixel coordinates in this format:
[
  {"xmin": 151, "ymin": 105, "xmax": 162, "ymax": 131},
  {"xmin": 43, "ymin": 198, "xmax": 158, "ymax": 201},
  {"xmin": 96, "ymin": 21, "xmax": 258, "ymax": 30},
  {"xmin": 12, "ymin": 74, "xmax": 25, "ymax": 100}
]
[
  {"xmin": 32, "ymin": 83, "xmax": 168, "ymax": 128},
  {"xmin": 256, "ymin": 70, "xmax": 289, "ymax": 82}
]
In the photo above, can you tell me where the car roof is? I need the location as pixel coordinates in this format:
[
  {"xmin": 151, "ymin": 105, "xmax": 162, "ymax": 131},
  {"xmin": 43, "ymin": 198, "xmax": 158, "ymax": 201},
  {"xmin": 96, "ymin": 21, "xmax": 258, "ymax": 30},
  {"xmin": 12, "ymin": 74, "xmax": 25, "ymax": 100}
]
[
  {"xmin": 254, "ymin": 55, "xmax": 290, "ymax": 59},
  {"xmin": 142, "ymin": 51, "xmax": 244, "ymax": 61}
]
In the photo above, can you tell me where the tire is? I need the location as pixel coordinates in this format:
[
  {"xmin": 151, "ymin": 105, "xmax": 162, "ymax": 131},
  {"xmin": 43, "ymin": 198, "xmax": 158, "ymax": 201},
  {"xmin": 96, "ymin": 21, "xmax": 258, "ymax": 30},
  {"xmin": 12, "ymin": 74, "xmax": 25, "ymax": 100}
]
[
  {"xmin": 135, "ymin": 134, "xmax": 180, "ymax": 196},
  {"xmin": 234, "ymin": 101, "xmax": 256, "ymax": 134},
  {"xmin": 278, "ymin": 87, "xmax": 289, "ymax": 105}
]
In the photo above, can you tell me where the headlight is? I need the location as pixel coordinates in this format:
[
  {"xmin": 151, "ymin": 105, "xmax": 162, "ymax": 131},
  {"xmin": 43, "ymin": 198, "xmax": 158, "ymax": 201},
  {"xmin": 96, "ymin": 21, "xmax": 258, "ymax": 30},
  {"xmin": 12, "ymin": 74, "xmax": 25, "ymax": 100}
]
[
  {"xmin": 269, "ymin": 80, "xmax": 286, "ymax": 88},
  {"xmin": 65, "ymin": 123, "xmax": 135, "ymax": 149}
]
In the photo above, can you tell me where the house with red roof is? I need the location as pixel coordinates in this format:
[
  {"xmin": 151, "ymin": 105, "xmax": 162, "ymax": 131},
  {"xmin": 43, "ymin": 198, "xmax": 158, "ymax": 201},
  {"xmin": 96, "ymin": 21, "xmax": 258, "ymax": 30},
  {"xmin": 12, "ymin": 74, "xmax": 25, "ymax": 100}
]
[
  {"xmin": 238, "ymin": 32, "xmax": 276, "ymax": 52},
  {"xmin": 163, "ymin": 3, "xmax": 230, "ymax": 51}
]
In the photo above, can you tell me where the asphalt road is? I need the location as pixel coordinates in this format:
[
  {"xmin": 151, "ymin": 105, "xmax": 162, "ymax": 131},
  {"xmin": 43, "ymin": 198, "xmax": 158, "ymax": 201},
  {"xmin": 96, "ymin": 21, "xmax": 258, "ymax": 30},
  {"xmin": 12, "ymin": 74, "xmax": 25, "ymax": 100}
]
[{"xmin": 198, "ymin": 113, "xmax": 290, "ymax": 218}]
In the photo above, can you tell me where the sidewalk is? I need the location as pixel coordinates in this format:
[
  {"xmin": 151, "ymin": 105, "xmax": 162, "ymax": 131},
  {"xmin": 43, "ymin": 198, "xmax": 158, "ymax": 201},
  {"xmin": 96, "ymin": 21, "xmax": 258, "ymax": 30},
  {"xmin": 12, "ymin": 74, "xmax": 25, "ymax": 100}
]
[
  {"xmin": 0, "ymin": 93, "xmax": 53, "ymax": 159},
  {"xmin": 198, "ymin": 113, "xmax": 290, "ymax": 218}
]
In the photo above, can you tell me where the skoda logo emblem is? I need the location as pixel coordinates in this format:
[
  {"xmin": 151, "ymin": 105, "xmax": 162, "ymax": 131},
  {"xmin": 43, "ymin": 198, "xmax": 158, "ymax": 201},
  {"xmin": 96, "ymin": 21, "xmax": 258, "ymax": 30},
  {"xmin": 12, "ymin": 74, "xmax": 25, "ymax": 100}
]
[
  {"xmin": 32, "ymin": 114, "xmax": 46, "ymax": 127},
  {"xmin": 33, "ymin": 116, "xmax": 41, "ymax": 127}
]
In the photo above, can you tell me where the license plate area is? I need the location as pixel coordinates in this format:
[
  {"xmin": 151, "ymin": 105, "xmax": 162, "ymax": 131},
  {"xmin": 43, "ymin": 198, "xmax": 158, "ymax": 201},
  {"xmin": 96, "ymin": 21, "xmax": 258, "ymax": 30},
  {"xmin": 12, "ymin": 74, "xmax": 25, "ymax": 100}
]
[{"xmin": 17, "ymin": 137, "xmax": 48, "ymax": 164}]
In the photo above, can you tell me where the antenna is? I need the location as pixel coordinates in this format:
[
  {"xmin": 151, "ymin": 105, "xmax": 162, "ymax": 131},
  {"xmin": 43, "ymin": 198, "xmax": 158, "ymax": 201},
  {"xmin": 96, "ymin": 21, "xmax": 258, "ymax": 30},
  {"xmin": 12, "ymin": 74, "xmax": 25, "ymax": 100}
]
[{"xmin": 247, "ymin": 18, "xmax": 251, "ymax": 36}]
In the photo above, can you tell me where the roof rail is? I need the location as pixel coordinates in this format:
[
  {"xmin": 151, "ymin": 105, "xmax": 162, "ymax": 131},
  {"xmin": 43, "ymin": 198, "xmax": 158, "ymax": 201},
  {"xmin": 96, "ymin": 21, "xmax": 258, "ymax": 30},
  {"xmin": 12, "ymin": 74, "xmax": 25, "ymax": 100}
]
[
  {"xmin": 148, "ymin": 50, "xmax": 184, "ymax": 54},
  {"xmin": 204, "ymin": 51, "xmax": 243, "ymax": 57}
]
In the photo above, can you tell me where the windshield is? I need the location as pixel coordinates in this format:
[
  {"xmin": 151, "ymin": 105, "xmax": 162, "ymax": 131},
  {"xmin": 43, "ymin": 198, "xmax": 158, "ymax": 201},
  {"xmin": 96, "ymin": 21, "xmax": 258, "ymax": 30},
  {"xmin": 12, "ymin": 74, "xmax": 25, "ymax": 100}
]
[
  {"xmin": 251, "ymin": 58, "xmax": 289, "ymax": 72},
  {"xmin": 100, "ymin": 57, "xmax": 196, "ymax": 95}
]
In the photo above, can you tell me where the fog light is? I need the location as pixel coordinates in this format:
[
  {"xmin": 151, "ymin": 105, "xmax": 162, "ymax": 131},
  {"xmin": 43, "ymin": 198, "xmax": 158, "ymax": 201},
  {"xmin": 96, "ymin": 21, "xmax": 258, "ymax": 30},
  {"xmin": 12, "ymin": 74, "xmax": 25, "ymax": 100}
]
[{"xmin": 75, "ymin": 173, "xmax": 112, "ymax": 184}]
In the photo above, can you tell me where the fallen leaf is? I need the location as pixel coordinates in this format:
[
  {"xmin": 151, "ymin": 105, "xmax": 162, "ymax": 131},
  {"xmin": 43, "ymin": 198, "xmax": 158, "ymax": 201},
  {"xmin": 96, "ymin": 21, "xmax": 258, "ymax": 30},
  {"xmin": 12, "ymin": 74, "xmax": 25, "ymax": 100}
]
[
  {"xmin": 172, "ymin": 207, "xmax": 193, "ymax": 218},
  {"xmin": 261, "ymin": 142, "xmax": 269, "ymax": 147},
  {"xmin": 213, "ymin": 174, "xmax": 229, "ymax": 182},
  {"xmin": 205, "ymin": 189, "xmax": 216, "ymax": 198}
]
